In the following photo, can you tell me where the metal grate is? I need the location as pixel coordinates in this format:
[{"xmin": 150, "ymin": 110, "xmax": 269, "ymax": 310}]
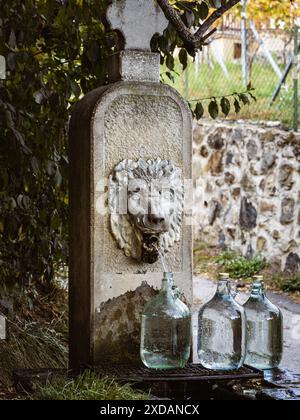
[{"xmin": 92, "ymin": 363, "xmax": 263, "ymax": 383}]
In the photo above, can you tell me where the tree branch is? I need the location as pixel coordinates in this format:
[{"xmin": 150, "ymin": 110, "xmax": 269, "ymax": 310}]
[
  {"xmin": 156, "ymin": 0, "xmax": 196, "ymax": 48},
  {"xmin": 157, "ymin": 0, "xmax": 241, "ymax": 49},
  {"xmin": 194, "ymin": 0, "xmax": 241, "ymax": 40}
]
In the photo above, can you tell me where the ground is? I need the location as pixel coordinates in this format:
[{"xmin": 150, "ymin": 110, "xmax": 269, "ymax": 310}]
[{"xmin": 0, "ymin": 244, "xmax": 300, "ymax": 399}]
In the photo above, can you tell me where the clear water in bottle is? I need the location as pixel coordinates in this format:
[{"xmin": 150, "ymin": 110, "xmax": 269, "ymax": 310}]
[
  {"xmin": 198, "ymin": 273, "xmax": 246, "ymax": 371},
  {"xmin": 140, "ymin": 272, "xmax": 191, "ymax": 370},
  {"xmin": 244, "ymin": 277, "xmax": 283, "ymax": 369}
]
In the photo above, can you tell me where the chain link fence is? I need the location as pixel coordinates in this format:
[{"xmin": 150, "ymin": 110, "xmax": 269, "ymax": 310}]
[{"xmin": 166, "ymin": 22, "xmax": 300, "ymax": 130}]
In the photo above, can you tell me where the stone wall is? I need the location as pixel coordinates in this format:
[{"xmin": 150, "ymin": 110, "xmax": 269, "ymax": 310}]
[{"xmin": 193, "ymin": 120, "xmax": 300, "ymax": 273}]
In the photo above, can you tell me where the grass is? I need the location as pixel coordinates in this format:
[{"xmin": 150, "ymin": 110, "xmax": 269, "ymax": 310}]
[
  {"xmin": 163, "ymin": 59, "xmax": 299, "ymax": 128},
  {"xmin": 33, "ymin": 371, "xmax": 147, "ymax": 401},
  {"xmin": 0, "ymin": 314, "xmax": 68, "ymax": 389},
  {"xmin": 216, "ymin": 251, "xmax": 267, "ymax": 279},
  {"xmin": 0, "ymin": 284, "xmax": 69, "ymax": 390}
]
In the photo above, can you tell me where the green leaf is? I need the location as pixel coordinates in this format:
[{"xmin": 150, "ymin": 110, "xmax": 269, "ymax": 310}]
[
  {"xmin": 220, "ymin": 97, "xmax": 230, "ymax": 117},
  {"xmin": 31, "ymin": 157, "xmax": 39, "ymax": 176},
  {"xmin": 22, "ymin": 196, "xmax": 30, "ymax": 210},
  {"xmin": 165, "ymin": 72, "xmax": 175, "ymax": 83},
  {"xmin": 183, "ymin": 10, "xmax": 195, "ymax": 28},
  {"xmin": 8, "ymin": 197, "xmax": 17, "ymax": 211},
  {"xmin": 198, "ymin": 2, "xmax": 209, "ymax": 20},
  {"xmin": 239, "ymin": 93, "xmax": 250, "ymax": 105},
  {"xmin": 7, "ymin": 52, "xmax": 15, "ymax": 71},
  {"xmin": 54, "ymin": 169, "xmax": 62, "ymax": 189},
  {"xmin": 194, "ymin": 102, "xmax": 204, "ymax": 120},
  {"xmin": 87, "ymin": 41, "xmax": 99, "ymax": 63},
  {"xmin": 179, "ymin": 49, "xmax": 188, "ymax": 71},
  {"xmin": 234, "ymin": 98, "xmax": 241, "ymax": 114},
  {"xmin": 17, "ymin": 194, "xmax": 24, "ymax": 209},
  {"xmin": 166, "ymin": 54, "xmax": 175, "ymax": 71},
  {"xmin": 11, "ymin": 128, "xmax": 32, "ymax": 154},
  {"xmin": 208, "ymin": 100, "xmax": 219, "ymax": 119}
]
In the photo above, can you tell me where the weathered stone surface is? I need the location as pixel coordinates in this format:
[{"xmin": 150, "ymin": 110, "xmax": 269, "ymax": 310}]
[
  {"xmin": 245, "ymin": 243, "xmax": 254, "ymax": 259},
  {"xmin": 207, "ymin": 131, "xmax": 224, "ymax": 150},
  {"xmin": 219, "ymin": 231, "xmax": 226, "ymax": 249},
  {"xmin": 280, "ymin": 198, "xmax": 295, "ymax": 224},
  {"xmin": 232, "ymin": 187, "xmax": 241, "ymax": 197},
  {"xmin": 208, "ymin": 200, "xmax": 222, "ymax": 225},
  {"xmin": 272, "ymin": 230, "xmax": 280, "ymax": 240},
  {"xmin": 285, "ymin": 253, "xmax": 300, "ymax": 273},
  {"xmin": 120, "ymin": 51, "xmax": 161, "ymax": 82},
  {"xmin": 232, "ymin": 128, "xmax": 242, "ymax": 142},
  {"xmin": 200, "ymin": 145, "xmax": 209, "ymax": 157},
  {"xmin": 260, "ymin": 201, "xmax": 275, "ymax": 214},
  {"xmin": 280, "ymin": 240, "xmax": 297, "ymax": 253},
  {"xmin": 193, "ymin": 119, "xmax": 300, "ymax": 273},
  {"xmin": 240, "ymin": 198, "xmax": 257, "ymax": 230},
  {"xmin": 249, "ymin": 163, "xmax": 260, "ymax": 176},
  {"xmin": 208, "ymin": 151, "xmax": 223, "ymax": 175},
  {"xmin": 241, "ymin": 173, "xmax": 255, "ymax": 191},
  {"xmin": 260, "ymin": 130, "xmax": 276, "ymax": 143},
  {"xmin": 224, "ymin": 172, "xmax": 235, "ymax": 184},
  {"xmin": 261, "ymin": 154, "xmax": 276, "ymax": 173},
  {"xmin": 94, "ymin": 283, "xmax": 157, "ymax": 364},
  {"xmin": 257, "ymin": 236, "xmax": 267, "ymax": 252},
  {"xmin": 279, "ymin": 164, "xmax": 294, "ymax": 190},
  {"xmin": 246, "ymin": 140, "xmax": 258, "ymax": 160},
  {"xmin": 107, "ymin": 0, "xmax": 168, "ymax": 51},
  {"xmin": 226, "ymin": 152, "xmax": 234, "ymax": 165}
]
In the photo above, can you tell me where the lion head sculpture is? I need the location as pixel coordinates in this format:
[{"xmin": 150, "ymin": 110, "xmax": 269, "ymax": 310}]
[{"xmin": 109, "ymin": 158, "xmax": 183, "ymax": 264}]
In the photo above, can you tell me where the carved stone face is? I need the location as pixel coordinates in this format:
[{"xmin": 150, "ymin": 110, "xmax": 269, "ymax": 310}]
[{"xmin": 109, "ymin": 159, "xmax": 183, "ymax": 263}]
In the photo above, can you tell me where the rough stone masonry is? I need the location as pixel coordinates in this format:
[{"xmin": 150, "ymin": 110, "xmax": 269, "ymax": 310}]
[{"xmin": 193, "ymin": 119, "xmax": 300, "ymax": 273}]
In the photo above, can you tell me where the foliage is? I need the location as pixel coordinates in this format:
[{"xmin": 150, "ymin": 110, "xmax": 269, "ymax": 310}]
[
  {"xmin": 216, "ymin": 251, "xmax": 267, "ymax": 279},
  {"xmin": 157, "ymin": 1, "xmax": 256, "ymax": 119},
  {"xmin": 272, "ymin": 273, "xmax": 300, "ymax": 293},
  {"xmin": 33, "ymin": 371, "xmax": 147, "ymax": 400},
  {"xmin": 245, "ymin": 0, "xmax": 300, "ymax": 27},
  {"xmin": 190, "ymin": 83, "xmax": 255, "ymax": 120},
  {"xmin": 0, "ymin": 0, "xmax": 113, "ymax": 289},
  {"xmin": 0, "ymin": 0, "xmax": 249, "ymax": 289}
]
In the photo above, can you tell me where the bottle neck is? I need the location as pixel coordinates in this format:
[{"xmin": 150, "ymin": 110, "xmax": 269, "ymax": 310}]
[
  {"xmin": 216, "ymin": 280, "xmax": 231, "ymax": 297},
  {"xmin": 250, "ymin": 281, "xmax": 265, "ymax": 299},
  {"xmin": 161, "ymin": 272, "xmax": 174, "ymax": 292}
]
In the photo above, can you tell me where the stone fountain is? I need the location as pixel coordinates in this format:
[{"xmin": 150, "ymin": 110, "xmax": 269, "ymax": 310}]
[{"xmin": 69, "ymin": 0, "xmax": 193, "ymax": 369}]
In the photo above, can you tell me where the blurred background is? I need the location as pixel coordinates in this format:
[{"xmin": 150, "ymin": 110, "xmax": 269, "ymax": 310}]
[{"xmin": 164, "ymin": 0, "xmax": 300, "ymax": 130}]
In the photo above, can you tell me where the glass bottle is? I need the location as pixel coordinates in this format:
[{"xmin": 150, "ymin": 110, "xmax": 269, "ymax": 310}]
[
  {"xmin": 244, "ymin": 276, "xmax": 283, "ymax": 369},
  {"xmin": 198, "ymin": 273, "xmax": 246, "ymax": 370},
  {"xmin": 140, "ymin": 272, "xmax": 191, "ymax": 370}
]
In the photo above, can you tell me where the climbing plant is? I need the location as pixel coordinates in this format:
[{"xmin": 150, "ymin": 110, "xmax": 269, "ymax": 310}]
[{"xmin": 0, "ymin": 0, "xmax": 251, "ymax": 289}]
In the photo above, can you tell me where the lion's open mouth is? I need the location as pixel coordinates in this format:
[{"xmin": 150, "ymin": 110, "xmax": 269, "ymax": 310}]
[{"xmin": 141, "ymin": 234, "xmax": 160, "ymax": 264}]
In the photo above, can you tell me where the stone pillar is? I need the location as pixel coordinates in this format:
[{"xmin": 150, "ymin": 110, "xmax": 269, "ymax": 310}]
[{"xmin": 69, "ymin": 0, "xmax": 193, "ymax": 369}]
